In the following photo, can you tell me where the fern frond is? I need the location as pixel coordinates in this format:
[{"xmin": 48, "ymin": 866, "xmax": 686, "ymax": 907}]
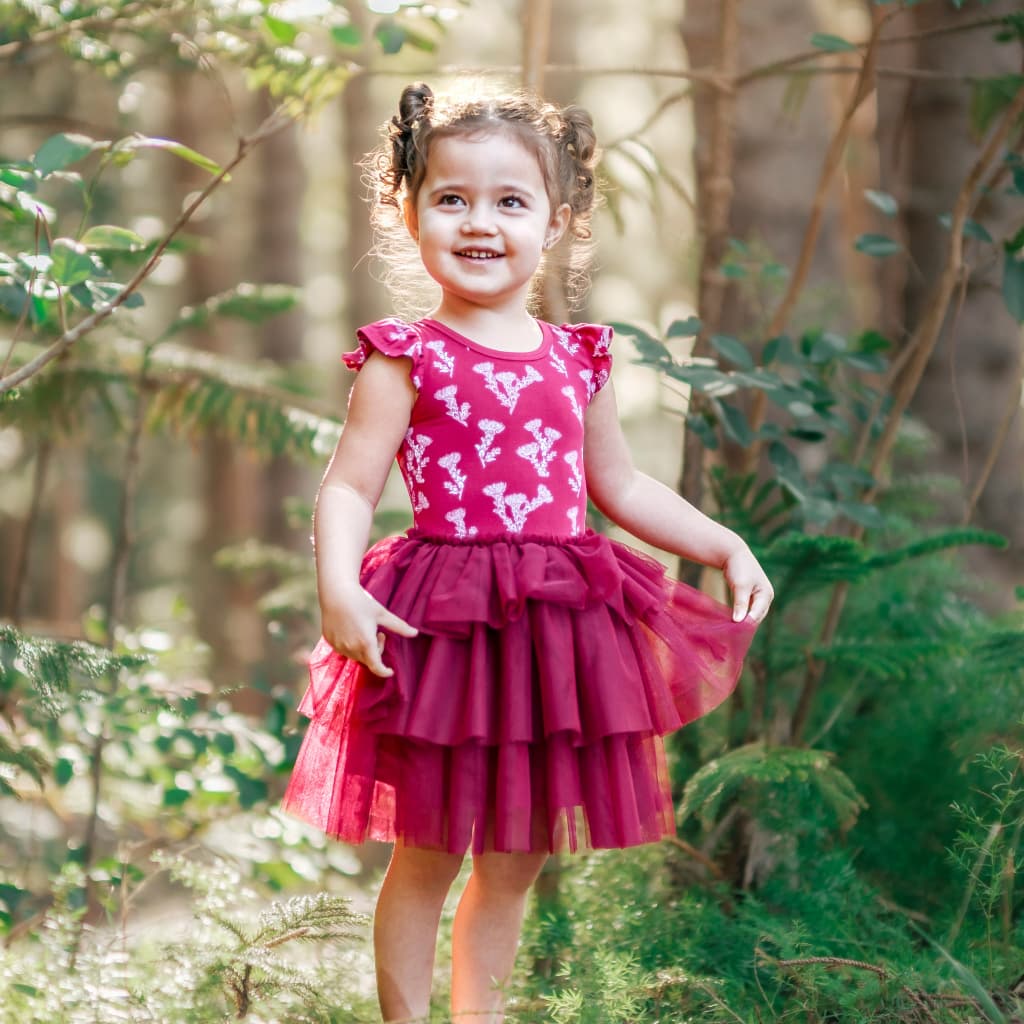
[
  {"xmin": 811, "ymin": 639, "xmax": 957, "ymax": 682},
  {"xmin": 761, "ymin": 533, "xmax": 873, "ymax": 607},
  {"xmin": 0, "ymin": 339, "xmax": 343, "ymax": 460},
  {"xmin": 0, "ymin": 624, "xmax": 148, "ymax": 712},
  {"xmin": 970, "ymin": 630, "xmax": 1024, "ymax": 677},
  {"xmin": 866, "ymin": 528, "xmax": 1008, "ymax": 570},
  {"xmin": 678, "ymin": 743, "xmax": 867, "ymax": 832},
  {"xmin": 0, "ymin": 731, "xmax": 50, "ymax": 792}
]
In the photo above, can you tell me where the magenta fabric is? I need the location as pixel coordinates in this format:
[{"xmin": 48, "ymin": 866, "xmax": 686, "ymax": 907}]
[
  {"xmin": 339, "ymin": 316, "xmax": 610, "ymax": 540},
  {"xmin": 280, "ymin": 318, "xmax": 758, "ymax": 854}
]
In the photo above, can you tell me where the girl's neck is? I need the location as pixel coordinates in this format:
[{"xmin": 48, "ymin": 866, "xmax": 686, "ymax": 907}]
[{"xmin": 429, "ymin": 297, "xmax": 541, "ymax": 352}]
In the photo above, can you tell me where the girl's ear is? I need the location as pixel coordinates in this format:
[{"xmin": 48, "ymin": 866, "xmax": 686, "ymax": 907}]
[
  {"xmin": 403, "ymin": 197, "xmax": 419, "ymax": 242},
  {"xmin": 544, "ymin": 202, "xmax": 572, "ymax": 250}
]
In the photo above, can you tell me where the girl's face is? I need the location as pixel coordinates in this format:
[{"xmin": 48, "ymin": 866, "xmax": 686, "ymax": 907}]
[{"xmin": 404, "ymin": 131, "xmax": 570, "ymax": 315}]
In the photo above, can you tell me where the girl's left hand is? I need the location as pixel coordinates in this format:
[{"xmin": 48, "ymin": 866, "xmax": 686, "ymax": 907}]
[{"xmin": 723, "ymin": 545, "xmax": 774, "ymax": 624}]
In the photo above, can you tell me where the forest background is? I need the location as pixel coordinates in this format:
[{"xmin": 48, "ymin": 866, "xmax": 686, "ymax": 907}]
[{"xmin": 0, "ymin": 0, "xmax": 1022, "ymax": 1022}]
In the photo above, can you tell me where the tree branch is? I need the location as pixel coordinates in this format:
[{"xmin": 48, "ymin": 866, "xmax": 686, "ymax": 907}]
[
  {"xmin": 0, "ymin": 111, "xmax": 292, "ymax": 397},
  {"xmin": 744, "ymin": 9, "xmax": 899, "ymax": 470}
]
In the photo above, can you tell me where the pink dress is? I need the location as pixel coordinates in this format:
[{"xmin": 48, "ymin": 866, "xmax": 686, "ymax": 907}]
[{"xmin": 281, "ymin": 317, "xmax": 757, "ymax": 854}]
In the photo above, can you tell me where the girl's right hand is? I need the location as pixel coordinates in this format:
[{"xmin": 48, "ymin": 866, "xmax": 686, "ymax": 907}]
[{"xmin": 320, "ymin": 585, "xmax": 419, "ymax": 677}]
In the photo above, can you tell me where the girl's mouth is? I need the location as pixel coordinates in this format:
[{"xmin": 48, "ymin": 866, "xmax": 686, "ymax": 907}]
[{"xmin": 456, "ymin": 249, "xmax": 503, "ymax": 260}]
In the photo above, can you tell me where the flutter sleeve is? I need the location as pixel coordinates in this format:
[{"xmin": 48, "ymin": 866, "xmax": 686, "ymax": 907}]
[
  {"xmin": 566, "ymin": 322, "xmax": 613, "ymax": 395},
  {"xmin": 342, "ymin": 317, "xmax": 424, "ymax": 389}
]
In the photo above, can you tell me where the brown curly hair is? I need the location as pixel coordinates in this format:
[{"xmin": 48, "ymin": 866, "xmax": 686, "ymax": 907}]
[{"xmin": 362, "ymin": 80, "xmax": 602, "ymax": 315}]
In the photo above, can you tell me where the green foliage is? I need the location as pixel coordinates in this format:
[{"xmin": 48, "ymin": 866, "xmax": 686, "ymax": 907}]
[
  {"xmin": 0, "ymin": 853, "xmax": 373, "ymax": 1024},
  {"xmin": 678, "ymin": 742, "xmax": 866, "ymax": 832}
]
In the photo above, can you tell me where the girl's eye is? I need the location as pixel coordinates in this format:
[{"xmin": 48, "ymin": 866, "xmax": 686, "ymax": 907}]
[
  {"xmin": 499, "ymin": 195, "xmax": 525, "ymax": 209},
  {"xmin": 438, "ymin": 194, "xmax": 464, "ymax": 206}
]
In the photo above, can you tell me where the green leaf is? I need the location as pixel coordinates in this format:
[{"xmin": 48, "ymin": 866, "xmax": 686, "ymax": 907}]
[
  {"xmin": 165, "ymin": 283, "xmax": 300, "ymax": 336},
  {"xmin": 1002, "ymin": 251, "xmax": 1024, "ymax": 322},
  {"xmin": 262, "ymin": 13, "xmax": 298, "ymax": 44},
  {"xmin": 86, "ymin": 280, "xmax": 144, "ymax": 309},
  {"xmin": 762, "ymin": 334, "xmax": 796, "ymax": 365},
  {"xmin": 686, "ymin": 413, "xmax": 719, "ymax": 450},
  {"xmin": 331, "ymin": 23, "xmax": 364, "ymax": 47},
  {"xmin": 721, "ymin": 262, "xmax": 748, "ymax": 279},
  {"xmin": 937, "ymin": 213, "xmax": 993, "ymax": 243},
  {"xmin": 116, "ymin": 136, "xmax": 225, "ymax": 176},
  {"xmin": 715, "ymin": 400, "xmax": 754, "ymax": 447},
  {"xmin": 33, "ymin": 133, "xmax": 101, "ymax": 176},
  {"xmin": 864, "ymin": 188, "xmax": 898, "ymax": 216},
  {"xmin": 811, "ymin": 32, "xmax": 857, "ymax": 52},
  {"xmin": 854, "ymin": 233, "xmax": 902, "ymax": 258},
  {"xmin": 0, "ymin": 283, "xmax": 30, "ymax": 318},
  {"xmin": 0, "ymin": 165, "xmax": 36, "ymax": 192},
  {"xmin": 54, "ymin": 757, "xmax": 74, "ymax": 787},
  {"xmin": 331, "ymin": 23, "xmax": 363, "ymax": 47},
  {"xmin": 666, "ymin": 316, "xmax": 701, "ymax": 339},
  {"xmin": 49, "ymin": 238, "xmax": 96, "ymax": 286},
  {"xmin": 163, "ymin": 787, "xmax": 191, "ymax": 807},
  {"xmin": 970, "ymin": 75, "xmax": 1024, "ymax": 138},
  {"xmin": 374, "ymin": 19, "xmax": 406, "ymax": 54},
  {"xmin": 708, "ymin": 333, "xmax": 754, "ymax": 370},
  {"xmin": 80, "ymin": 225, "xmax": 145, "ymax": 251}
]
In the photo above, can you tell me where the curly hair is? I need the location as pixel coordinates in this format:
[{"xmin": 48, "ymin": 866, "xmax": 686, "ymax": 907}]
[{"xmin": 361, "ymin": 80, "xmax": 602, "ymax": 316}]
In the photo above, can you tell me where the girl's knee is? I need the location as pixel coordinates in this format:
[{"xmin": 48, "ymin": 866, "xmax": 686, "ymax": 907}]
[
  {"xmin": 470, "ymin": 850, "xmax": 549, "ymax": 895},
  {"xmin": 386, "ymin": 842, "xmax": 465, "ymax": 892}
]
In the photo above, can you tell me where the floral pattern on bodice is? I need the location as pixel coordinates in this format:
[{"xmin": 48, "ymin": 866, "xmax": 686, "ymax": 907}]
[{"xmin": 342, "ymin": 317, "xmax": 613, "ymax": 539}]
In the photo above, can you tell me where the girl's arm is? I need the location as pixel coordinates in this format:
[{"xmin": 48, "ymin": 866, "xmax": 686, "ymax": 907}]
[
  {"xmin": 583, "ymin": 381, "xmax": 774, "ymax": 623},
  {"xmin": 314, "ymin": 351, "xmax": 419, "ymax": 676}
]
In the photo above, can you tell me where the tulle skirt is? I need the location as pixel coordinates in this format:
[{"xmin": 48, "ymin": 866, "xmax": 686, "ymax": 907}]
[{"xmin": 280, "ymin": 530, "xmax": 757, "ymax": 855}]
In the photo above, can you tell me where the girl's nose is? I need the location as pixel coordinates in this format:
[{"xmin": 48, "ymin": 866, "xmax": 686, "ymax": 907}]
[{"xmin": 462, "ymin": 206, "xmax": 498, "ymax": 234}]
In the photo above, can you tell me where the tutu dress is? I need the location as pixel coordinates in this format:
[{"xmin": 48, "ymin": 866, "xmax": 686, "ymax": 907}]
[{"xmin": 281, "ymin": 317, "xmax": 757, "ymax": 855}]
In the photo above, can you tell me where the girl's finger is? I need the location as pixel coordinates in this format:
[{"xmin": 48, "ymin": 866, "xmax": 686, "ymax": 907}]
[
  {"xmin": 358, "ymin": 634, "xmax": 393, "ymax": 677},
  {"xmin": 376, "ymin": 606, "xmax": 419, "ymax": 637},
  {"xmin": 748, "ymin": 586, "xmax": 773, "ymax": 623},
  {"xmin": 731, "ymin": 586, "xmax": 752, "ymax": 622}
]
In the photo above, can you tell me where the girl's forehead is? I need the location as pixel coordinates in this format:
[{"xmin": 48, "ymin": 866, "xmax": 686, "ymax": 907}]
[{"xmin": 425, "ymin": 130, "xmax": 547, "ymax": 185}]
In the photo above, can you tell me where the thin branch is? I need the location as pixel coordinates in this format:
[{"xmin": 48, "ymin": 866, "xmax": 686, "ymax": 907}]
[
  {"xmin": 604, "ymin": 87, "xmax": 695, "ymax": 149},
  {"xmin": 961, "ymin": 328, "xmax": 1024, "ymax": 520},
  {"xmin": 0, "ymin": 111, "xmax": 292, "ymax": 397},
  {"xmin": 745, "ymin": 9, "xmax": 899, "ymax": 469},
  {"xmin": 736, "ymin": 11, "xmax": 1012, "ymax": 85},
  {"xmin": 775, "ymin": 955, "xmax": 888, "ymax": 978},
  {"xmin": 790, "ymin": 80, "xmax": 1024, "ymax": 745},
  {"xmin": 3, "ymin": 440, "xmax": 52, "ymax": 625},
  {"xmin": 365, "ymin": 61, "xmax": 1004, "ymax": 87},
  {"xmin": 0, "ymin": 214, "xmax": 45, "ymax": 379},
  {"xmin": 661, "ymin": 834, "xmax": 726, "ymax": 879}
]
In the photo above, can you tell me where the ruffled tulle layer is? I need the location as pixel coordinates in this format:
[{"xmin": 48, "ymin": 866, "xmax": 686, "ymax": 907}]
[{"xmin": 281, "ymin": 530, "xmax": 757, "ymax": 854}]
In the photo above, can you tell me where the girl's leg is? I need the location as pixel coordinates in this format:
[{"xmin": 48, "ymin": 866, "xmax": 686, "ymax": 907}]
[
  {"xmin": 450, "ymin": 850, "xmax": 548, "ymax": 1023},
  {"xmin": 374, "ymin": 840, "xmax": 465, "ymax": 1023}
]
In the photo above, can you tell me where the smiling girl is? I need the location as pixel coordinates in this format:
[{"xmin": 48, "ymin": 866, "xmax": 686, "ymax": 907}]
[{"xmin": 282, "ymin": 81, "xmax": 773, "ymax": 1023}]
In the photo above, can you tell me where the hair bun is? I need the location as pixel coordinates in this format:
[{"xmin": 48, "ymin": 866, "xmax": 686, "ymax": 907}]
[{"xmin": 398, "ymin": 82, "xmax": 434, "ymax": 131}]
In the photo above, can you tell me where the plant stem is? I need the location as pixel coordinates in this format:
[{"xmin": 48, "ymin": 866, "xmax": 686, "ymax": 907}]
[{"xmin": 4, "ymin": 440, "xmax": 52, "ymax": 625}]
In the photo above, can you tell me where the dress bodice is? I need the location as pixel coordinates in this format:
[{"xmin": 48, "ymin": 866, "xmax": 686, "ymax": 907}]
[{"xmin": 343, "ymin": 317, "xmax": 613, "ymax": 540}]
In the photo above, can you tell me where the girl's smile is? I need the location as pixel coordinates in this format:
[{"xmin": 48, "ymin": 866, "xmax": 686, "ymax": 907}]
[{"xmin": 404, "ymin": 132, "xmax": 569, "ymax": 315}]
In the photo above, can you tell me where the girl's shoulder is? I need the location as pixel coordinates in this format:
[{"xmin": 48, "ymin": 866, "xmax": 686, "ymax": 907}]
[
  {"xmin": 550, "ymin": 321, "xmax": 613, "ymax": 359},
  {"xmin": 342, "ymin": 317, "xmax": 424, "ymax": 370}
]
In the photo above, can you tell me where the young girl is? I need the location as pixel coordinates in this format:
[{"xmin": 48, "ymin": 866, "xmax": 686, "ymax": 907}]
[{"xmin": 282, "ymin": 81, "xmax": 773, "ymax": 1023}]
